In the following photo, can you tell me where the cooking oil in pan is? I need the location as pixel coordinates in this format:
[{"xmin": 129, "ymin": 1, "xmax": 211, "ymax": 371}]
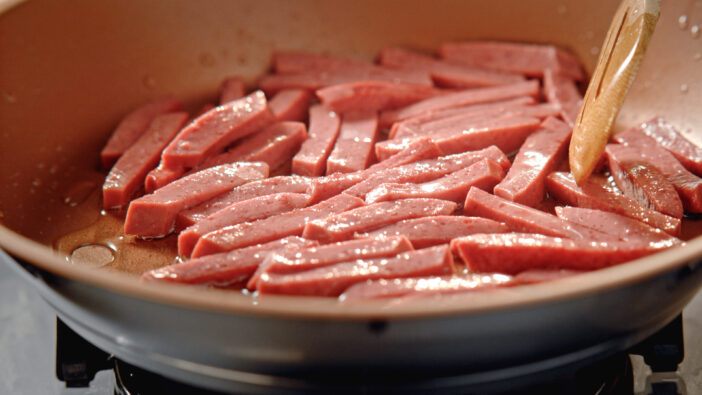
[
  {"xmin": 62, "ymin": 180, "xmax": 98, "ymax": 207},
  {"xmin": 47, "ymin": 161, "xmax": 702, "ymax": 280},
  {"xmin": 70, "ymin": 243, "xmax": 115, "ymax": 268},
  {"xmin": 56, "ymin": 211, "xmax": 178, "ymax": 275},
  {"xmin": 54, "ymin": 189, "xmax": 178, "ymax": 276}
]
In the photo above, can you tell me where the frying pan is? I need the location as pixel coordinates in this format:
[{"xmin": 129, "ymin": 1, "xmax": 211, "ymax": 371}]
[{"xmin": 1, "ymin": 0, "xmax": 702, "ymax": 392}]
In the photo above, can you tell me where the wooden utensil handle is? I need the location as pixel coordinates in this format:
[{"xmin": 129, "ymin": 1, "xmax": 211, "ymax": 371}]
[{"xmin": 569, "ymin": 0, "xmax": 660, "ymax": 185}]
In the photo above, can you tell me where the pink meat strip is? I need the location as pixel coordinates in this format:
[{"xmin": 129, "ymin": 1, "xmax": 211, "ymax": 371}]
[
  {"xmin": 259, "ymin": 71, "xmax": 434, "ymax": 95},
  {"xmin": 438, "ymin": 41, "xmax": 585, "ymax": 81},
  {"xmin": 247, "ymin": 236, "xmax": 413, "ymax": 290},
  {"xmin": 493, "ymin": 116, "xmax": 571, "ymax": 207},
  {"xmin": 268, "ymin": 89, "xmax": 312, "ymax": 122},
  {"xmin": 316, "ymin": 81, "xmax": 444, "ymax": 113},
  {"xmin": 257, "ymin": 245, "xmax": 454, "ymax": 297},
  {"xmin": 614, "ymin": 127, "xmax": 702, "ymax": 213},
  {"xmin": 144, "ymin": 165, "xmax": 182, "ymax": 194},
  {"xmin": 306, "ymin": 138, "xmax": 444, "ymax": 203},
  {"xmin": 312, "ymin": 170, "xmax": 361, "ymax": 200},
  {"xmin": 388, "ymin": 96, "xmax": 535, "ymax": 139},
  {"xmin": 219, "ymin": 76, "xmax": 246, "ymax": 104},
  {"xmin": 302, "ymin": 198, "xmax": 457, "ymax": 244},
  {"xmin": 635, "ymin": 117, "xmax": 702, "ymax": 176},
  {"xmin": 155, "ymin": 91, "xmax": 274, "ymax": 183},
  {"xmin": 177, "ymin": 193, "xmax": 311, "ymax": 257},
  {"xmin": 605, "ymin": 144, "xmax": 683, "ymax": 218},
  {"xmin": 399, "ymin": 102, "xmax": 560, "ymax": 139},
  {"xmin": 554, "ymin": 206, "xmax": 680, "ymax": 245},
  {"xmin": 545, "ymin": 172, "xmax": 681, "ymax": 236},
  {"xmin": 450, "ymin": 233, "xmax": 674, "ymax": 274},
  {"xmin": 192, "ymin": 193, "xmax": 364, "ymax": 257},
  {"xmin": 357, "ymin": 216, "xmax": 509, "ymax": 249},
  {"xmin": 542, "ymin": 69, "xmax": 582, "ymax": 127},
  {"xmin": 124, "ymin": 162, "xmax": 269, "ymax": 238},
  {"xmin": 271, "ymin": 50, "xmax": 431, "ymax": 85},
  {"xmin": 196, "ymin": 104, "xmax": 216, "ymax": 117},
  {"xmin": 176, "ymin": 175, "xmax": 311, "ymax": 229},
  {"xmin": 379, "ymin": 80, "xmax": 540, "ymax": 127},
  {"xmin": 379, "ymin": 46, "xmax": 526, "ymax": 88},
  {"xmin": 375, "ymin": 115, "xmax": 541, "ymax": 161},
  {"xmin": 141, "ymin": 236, "xmax": 316, "ymax": 286},
  {"xmin": 365, "ymin": 158, "xmax": 505, "ymax": 204},
  {"xmin": 273, "ymin": 51, "xmax": 371, "ymax": 73},
  {"xmin": 463, "ymin": 187, "xmax": 610, "ymax": 240},
  {"xmin": 100, "ymin": 96, "xmax": 182, "ymax": 169},
  {"xmin": 364, "ymin": 137, "xmax": 444, "ymax": 170},
  {"xmin": 291, "ymin": 104, "xmax": 342, "ymax": 177},
  {"xmin": 342, "ymin": 268, "xmax": 585, "ymax": 301},
  {"xmin": 512, "ymin": 269, "xmax": 585, "ymax": 284},
  {"xmin": 103, "ymin": 112, "xmax": 188, "ymax": 209},
  {"xmin": 326, "ymin": 111, "xmax": 379, "ymax": 174},
  {"xmin": 340, "ymin": 273, "xmax": 514, "ymax": 301},
  {"xmin": 614, "ymin": 125, "xmax": 702, "ymax": 213},
  {"xmin": 393, "ymin": 110, "xmax": 548, "ymax": 141},
  {"xmin": 231, "ymin": 123, "xmax": 304, "ymax": 168},
  {"xmin": 196, "ymin": 121, "xmax": 307, "ymax": 172},
  {"xmin": 346, "ymin": 146, "xmax": 511, "ymax": 199}
]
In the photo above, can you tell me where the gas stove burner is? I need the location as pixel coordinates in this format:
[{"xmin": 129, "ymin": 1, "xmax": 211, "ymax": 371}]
[
  {"xmin": 56, "ymin": 316, "xmax": 686, "ymax": 395},
  {"xmin": 111, "ymin": 353, "xmax": 634, "ymax": 395},
  {"xmin": 113, "ymin": 359, "xmax": 226, "ymax": 395}
]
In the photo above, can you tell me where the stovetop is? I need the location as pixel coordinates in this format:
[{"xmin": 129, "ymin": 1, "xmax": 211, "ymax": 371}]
[{"xmin": 2, "ymin": 259, "xmax": 701, "ymax": 394}]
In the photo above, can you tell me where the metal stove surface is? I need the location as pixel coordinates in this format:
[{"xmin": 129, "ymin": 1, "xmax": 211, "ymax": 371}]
[{"xmin": 1, "ymin": 259, "xmax": 701, "ymax": 394}]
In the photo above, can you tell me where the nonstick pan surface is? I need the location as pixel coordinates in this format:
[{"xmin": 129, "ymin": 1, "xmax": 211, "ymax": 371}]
[{"xmin": 1, "ymin": 0, "xmax": 702, "ymax": 390}]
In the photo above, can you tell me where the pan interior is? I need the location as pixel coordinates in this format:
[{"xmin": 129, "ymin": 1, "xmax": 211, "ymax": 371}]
[{"xmin": 0, "ymin": 0, "xmax": 701, "ymax": 317}]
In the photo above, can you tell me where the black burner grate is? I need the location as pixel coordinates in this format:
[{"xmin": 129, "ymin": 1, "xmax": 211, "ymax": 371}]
[{"xmin": 55, "ymin": 316, "xmax": 686, "ymax": 395}]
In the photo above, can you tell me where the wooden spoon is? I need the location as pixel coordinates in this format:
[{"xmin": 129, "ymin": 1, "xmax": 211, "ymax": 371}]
[{"xmin": 569, "ymin": 0, "xmax": 660, "ymax": 185}]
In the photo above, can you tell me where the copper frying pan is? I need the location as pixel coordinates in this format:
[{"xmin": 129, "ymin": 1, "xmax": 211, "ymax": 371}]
[{"xmin": 1, "ymin": 0, "xmax": 701, "ymax": 391}]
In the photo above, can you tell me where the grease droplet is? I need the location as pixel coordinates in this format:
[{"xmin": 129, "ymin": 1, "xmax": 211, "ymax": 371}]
[
  {"xmin": 679, "ymin": 15, "xmax": 689, "ymax": 30},
  {"xmin": 199, "ymin": 52, "xmax": 216, "ymax": 67},
  {"xmin": 3, "ymin": 91, "xmax": 17, "ymax": 103},
  {"xmin": 70, "ymin": 244, "xmax": 115, "ymax": 267},
  {"xmin": 142, "ymin": 75, "xmax": 156, "ymax": 89},
  {"xmin": 692, "ymin": 25, "xmax": 700, "ymax": 39},
  {"xmin": 681, "ymin": 84, "xmax": 689, "ymax": 94},
  {"xmin": 63, "ymin": 181, "xmax": 97, "ymax": 207}
]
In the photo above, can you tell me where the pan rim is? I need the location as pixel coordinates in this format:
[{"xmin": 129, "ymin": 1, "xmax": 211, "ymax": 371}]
[
  {"xmin": 2, "ymin": 0, "xmax": 701, "ymax": 322},
  {"xmin": 2, "ymin": 224, "xmax": 700, "ymax": 321}
]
